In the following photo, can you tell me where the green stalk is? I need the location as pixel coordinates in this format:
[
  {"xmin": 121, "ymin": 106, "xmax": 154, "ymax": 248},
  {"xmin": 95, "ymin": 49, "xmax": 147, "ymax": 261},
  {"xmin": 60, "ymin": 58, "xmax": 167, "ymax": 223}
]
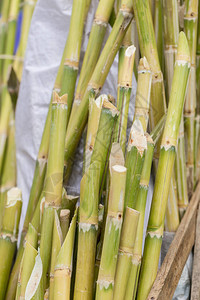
[
  {"xmin": 73, "ymin": 163, "xmax": 100, "ymax": 300},
  {"xmin": 94, "ymin": 143, "xmax": 125, "ymax": 297},
  {"xmin": 60, "ymin": 209, "xmax": 70, "ymax": 240},
  {"xmin": 64, "ymin": 0, "xmax": 133, "ymax": 173},
  {"xmin": 24, "ymin": 250, "xmax": 43, "ymax": 300},
  {"xmin": 16, "ymin": 223, "xmax": 38, "ymax": 299},
  {"xmin": 114, "ymin": 44, "xmax": 136, "ymax": 153},
  {"xmin": 0, "ymin": 111, "xmax": 16, "ymax": 229},
  {"xmin": 2, "ymin": 0, "xmax": 20, "ymax": 83},
  {"xmin": 124, "ymin": 119, "xmax": 147, "ymax": 210},
  {"xmin": 0, "ymin": 188, "xmax": 22, "ymax": 300},
  {"xmin": 5, "ymin": 104, "xmax": 51, "ymax": 300},
  {"xmin": 70, "ymin": 0, "xmax": 116, "ymax": 119},
  {"xmin": 53, "ymin": 209, "xmax": 78, "ymax": 300},
  {"xmin": 60, "ymin": 0, "xmax": 90, "ymax": 124},
  {"xmin": 154, "ymin": 0, "xmax": 164, "ymax": 73},
  {"xmin": 13, "ymin": 0, "xmax": 37, "ymax": 81},
  {"xmin": 133, "ymin": 57, "xmax": 152, "ymax": 131},
  {"xmin": 49, "ymin": 211, "xmax": 63, "ymax": 300},
  {"xmin": 0, "ymin": 0, "xmax": 11, "ymax": 83},
  {"xmin": 85, "ymin": 95, "xmax": 119, "ymax": 189},
  {"xmin": 133, "ymin": 0, "xmax": 166, "ymax": 157},
  {"xmin": 125, "ymin": 117, "xmax": 166, "ymax": 300},
  {"xmin": 96, "ymin": 164, "xmax": 127, "ymax": 300},
  {"xmin": 39, "ymin": 92, "xmax": 68, "ymax": 294},
  {"xmin": 184, "ymin": 0, "xmax": 198, "ymax": 194},
  {"xmin": 162, "ymin": 0, "xmax": 179, "ymax": 101},
  {"xmin": 137, "ymin": 32, "xmax": 190, "ymax": 300},
  {"xmin": 61, "ymin": 188, "xmax": 78, "ymax": 217},
  {"xmin": 113, "ymin": 207, "xmax": 139, "ymax": 300}
]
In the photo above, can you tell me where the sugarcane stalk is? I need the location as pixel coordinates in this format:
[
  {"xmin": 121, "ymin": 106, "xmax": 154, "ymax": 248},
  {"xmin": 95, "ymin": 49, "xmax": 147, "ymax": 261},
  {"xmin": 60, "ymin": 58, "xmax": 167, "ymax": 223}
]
[
  {"xmin": 0, "ymin": 111, "xmax": 16, "ymax": 229},
  {"xmin": 162, "ymin": 0, "xmax": 179, "ymax": 101},
  {"xmin": 136, "ymin": 32, "xmax": 190, "ymax": 300},
  {"xmin": 184, "ymin": 0, "xmax": 198, "ymax": 194},
  {"xmin": 0, "ymin": 0, "xmax": 11, "ymax": 83},
  {"xmin": 125, "ymin": 117, "xmax": 166, "ymax": 300},
  {"xmin": 60, "ymin": 209, "xmax": 70, "ymax": 239},
  {"xmin": 165, "ymin": 174, "xmax": 180, "ymax": 231},
  {"xmin": 24, "ymin": 250, "xmax": 43, "ymax": 300},
  {"xmin": 133, "ymin": 57, "xmax": 152, "ymax": 131},
  {"xmin": 70, "ymin": 0, "xmax": 116, "ymax": 120},
  {"xmin": 64, "ymin": 0, "xmax": 133, "ymax": 173},
  {"xmin": 124, "ymin": 119, "xmax": 147, "ymax": 210},
  {"xmin": 16, "ymin": 223, "xmax": 38, "ymax": 299},
  {"xmin": 113, "ymin": 207, "xmax": 139, "ymax": 300},
  {"xmin": 84, "ymin": 95, "xmax": 119, "ymax": 189},
  {"xmin": 73, "ymin": 163, "xmax": 100, "ymax": 300},
  {"xmin": 53, "ymin": 208, "xmax": 78, "ymax": 300},
  {"xmin": 154, "ymin": 0, "xmax": 164, "ymax": 73},
  {"xmin": 2, "ymin": 0, "xmax": 20, "ymax": 83},
  {"xmin": 13, "ymin": 0, "xmax": 37, "ymax": 81},
  {"xmin": 0, "ymin": 188, "xmax": 22, "ymax": 300},
  {"xmin": 114, "ymin": 44, "xmax": 136, "ymax": 153},
  {"xmin": 5, "ymin": 193, "xmax": 44, "ymax": 300},
  {"xmin": 39, "ymin": 92, "xmax": 68, "ymax": 294},
  {"xmin": 59, "ymin": 0, "xmax": 90, "ymax": 125},
  {"xmin": 133, "ymin": 0, "xmax": 166, "ymax": 157},
  {"xmin": 5, "ymin": 101, "xmax": 52, "ymax": 300},
  {"xmin": 49, "ymin": 211, "xmax": 63, "ymax": 300},
  {"xmin": 93, "ymin": 143, "xmax": 125, "ymax": 297},
  {"xmin": 61, "ymin": 188, "xmax": 78, "ymax": 217},
  {"xmin": 96, "ymin": 164, "xmax": 127, "ymax": 300}
]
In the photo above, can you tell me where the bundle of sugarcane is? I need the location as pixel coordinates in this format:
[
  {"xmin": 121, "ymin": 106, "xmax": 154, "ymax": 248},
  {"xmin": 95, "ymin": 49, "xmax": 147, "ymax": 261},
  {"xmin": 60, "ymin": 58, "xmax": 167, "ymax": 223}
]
[{"xmin": 1, "ymin": 0, "xmax": 200, "ymax": 299}]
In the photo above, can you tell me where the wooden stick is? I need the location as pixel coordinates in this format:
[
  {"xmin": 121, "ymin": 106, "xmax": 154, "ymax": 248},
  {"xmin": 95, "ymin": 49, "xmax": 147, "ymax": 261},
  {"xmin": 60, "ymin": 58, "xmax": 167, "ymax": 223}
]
[
  {"xmin": 147, "ymin": 181, "xmax": 200, "ymax": 300},
  {"xmin": 191, "ymin": 204, "xmax": 200, "ymax": 300}
]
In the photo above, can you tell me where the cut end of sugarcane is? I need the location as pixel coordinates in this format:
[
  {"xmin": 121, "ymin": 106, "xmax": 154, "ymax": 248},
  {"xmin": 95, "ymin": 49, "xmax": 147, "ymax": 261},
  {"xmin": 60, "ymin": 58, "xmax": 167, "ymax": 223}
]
[
  {"xmin": 145, "ymin": 133, "xmax": 154, "ymax": 145},
  {"xmin": 103, "ymin": 97, "xmax": 119, "ymax": 117},
  {"xmin": 60, "ymin": 209, "xmax": 70, "ymax": 221},
  {"xmin": 125, "ymin": 45, "xmax": 136, "ymax": 57},
  {"xmin": 176, "ymin": 32, "xmax": 190, "ymax": 66},
  {"xmin": 112, "ymin": 165, "xmax": 126, "ymax": 173},
  {"xmin": 110, "ymin": 143, "xmax": 125, "ymax": 168},
  {"xmin": 55, "ymin": 210, "xmax": 63, "ymax": 245},
  {"xmin": 127, "ymin": 119, "xmax": 147, "ymax": 156},
  {"xmin": 25, "ymin": 250, "xmax": 42, "ymax": 300},
  {"xmin": 7, "ymin": 187, "xmax": 22, "ymax": 206},
  {"xmin": 138, "ymin": 57, "xmax": 151, "ymax": 73},
  {"xmin": 52, "ymin": 91, "xmax": 68, "ymax": 105}
]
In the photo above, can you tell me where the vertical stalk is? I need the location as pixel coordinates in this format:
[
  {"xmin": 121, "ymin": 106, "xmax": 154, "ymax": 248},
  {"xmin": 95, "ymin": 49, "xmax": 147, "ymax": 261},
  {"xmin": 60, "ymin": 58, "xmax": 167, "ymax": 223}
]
[
  {"xmin": 114, "ymin": 44, "xmax": 136, "ymax": 153},
  {"xmin": 124, "ymin": 119, "xmax": 147, "ymax": 209},
  {"xmin": 73, "ymin": 163, "xmax": 100, "ymax": 300},
  {"xmin": 196, "ymin": 2, "xmax": 200, "ymax": 179},
  {"xmin": 53, "ymin": 209, "xmax": 78, "ymax": 300},
  {"xmin": 60, "ymin": 0, "xmax": 90, "ymax": 125},
  {"xmin": 0, "ymin": 188, "xmax": 22, "ymax": 299},
  {"xmin": 137, "ymin": 32, "xmax": 190, "ymax": 299},
  {"xmin": 96, "ymin": 164, "xmax": 127, "ymax": 299},
  {"xmin": 125, "ymin": 117, "xmax": 166, "ymax": 300},
  {"xmin": 113, "ymin": 207, "xmax": 139, "ymax": 300},
  {"xmin": 154, "ymin": 0, "xmax": 164, "ymax": 73},
  {"xmin": 184, "ymin": 0, "xmax": 198, "ymax": 193},
  {"xmin": 39, "ymin": 92, "xmax": 68, "ymax": 294},
  {"xmin": 133, "ymin": 0, "xmax": 166, "ymax": 156}
]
